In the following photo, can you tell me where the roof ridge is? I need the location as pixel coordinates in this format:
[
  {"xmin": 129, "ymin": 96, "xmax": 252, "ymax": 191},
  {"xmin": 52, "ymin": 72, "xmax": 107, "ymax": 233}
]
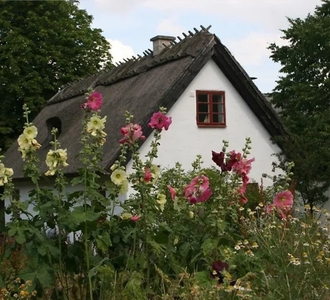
[{"xmin": 48, "ymin": 25, "xmax": 214, "ymax": 104}]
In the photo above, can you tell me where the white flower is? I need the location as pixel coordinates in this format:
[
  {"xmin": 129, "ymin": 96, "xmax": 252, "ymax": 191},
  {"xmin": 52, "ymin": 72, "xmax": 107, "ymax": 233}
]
[
  {"xmin": 23, "ymin": 125, "xmax": 38, "ymax": 139},
  {"xmin": 111, "ymin": 169, "xmax": 127, "ymax": 186},
  {"xmin": 0, "ymin": 163, "xmax": 14, "ymax": 186},
  {"xmin": 87, "ymin": 115, "xmax": 107, "ymax": 136},
  {"xmin": 156, "ymin": 194, "xmax": 167, "ymax": 211}
]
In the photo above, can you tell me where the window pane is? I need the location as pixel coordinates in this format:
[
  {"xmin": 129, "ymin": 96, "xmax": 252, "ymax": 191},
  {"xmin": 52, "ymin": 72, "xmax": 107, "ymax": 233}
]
[
  {"xmin": 213, "ymin": 114, "xmax": 224, "ymax": 123},
  {"xmin": 198, "ymin": 103, "xmax": 209, "ymax": 113},
  {"xmin": 212, "ymin": 94, "xmax": 223, "ymax": 103},
  {"xmin": 198, "ymin": 113, "xmax": 210, "ymax": 123},
  {"xmin": 198, "ymin": 94, "xmax": 208, "ymax": 103},
  {"xmin": 213, "ymin": 103, "xmax": 223, "ymax": 113}
]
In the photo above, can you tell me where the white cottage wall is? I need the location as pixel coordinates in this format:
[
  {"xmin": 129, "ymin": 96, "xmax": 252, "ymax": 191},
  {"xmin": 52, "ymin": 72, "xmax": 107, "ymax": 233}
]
[{"xmin": 127, "ymin": 59, "xmax": 281, "ymax": 185}]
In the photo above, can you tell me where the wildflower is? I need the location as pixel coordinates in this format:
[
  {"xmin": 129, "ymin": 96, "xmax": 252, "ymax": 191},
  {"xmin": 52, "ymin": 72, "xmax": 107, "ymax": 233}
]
[
  {"xmin": 246, "ymin": 250, "xmax": 254, "ymax": 256},
  {"xmin": 252, "ymin": 242, "xmax": 259, "ymax": 248},
  {"xmin": 184, "ymin": 175, "xmax": 212, "ymax": 204},
  {"xmin": 157, "ymin": 194, "xmax": 167, "ymax": 211},
  {"xmin": 148, "ymin": 111, "xmax": 172, "ymax": 131},
  {"xmin": 131, "ymin": 215, "xmax": 140, "ymax": 222},
  {"xmin": 120, "ymin": 123, "xmax": 145, "ymax": 144},
  {"xmin": 86, "ymin": 115, "xmax": 107, "ymax": 136},
  {"xmin": 0, "ymin": 163, "xmax": 14, "ymax": 186},
  {"xmin": 111, "ymin": 169, "xmax": 127, "ymax": 185},
  {"xmin": 168, "ymin": 185, "xmax": 176, "ymax": 200},
  {"xmin": 23, "ymin": 125, "xmax": 38, "ymax": 139},
  {"xmin": 86, "ymin": 91, "xmax": 103, "ymax": 111}
]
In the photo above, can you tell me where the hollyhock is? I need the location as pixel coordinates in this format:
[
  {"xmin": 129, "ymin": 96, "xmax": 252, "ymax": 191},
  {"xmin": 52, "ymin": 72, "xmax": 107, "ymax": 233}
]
[
  {"xmin": 87, "ymin": 91, "xmax": 103, "ymax": 111},
  {"xmin": 273, "ymin": 190, "xmax": 294, "ymax": 212},
  {"xmin": 148, "ymin": 111, "xmax": 172, "ymax": 131},
  {"xmin": 131, "ymin": 215, "xmax": 140, "ymax": 222},
  {"xmin": 120, "ymin": 123, "xmax": 145, "ymax": 144},
  {"xmin": 143, "ymin": 167, "xmax": 152, "ymax": 183},
  {"xmin": 23, "ymin": 125, "xmax": 38, "ymax": 140},
  {"xmin": 232, "ymin": 157, "xmax": 255, "ymax": 176},
  {"xmin": 168, "ymin": 185, "xmax": 176, "ymax": 200},
  {"xmin": 0, "ymin": 163, "xmax": 14, "ymax": 186},
  {"xmin": 45, "ymin": 149, "xmax": 69, "ymax": 176},
  {"xmin": 157, "ymin": 194, "xmax": 167, "ymax": 211},
  {"xmin": 111, "ymin": 169, "xmax": 127, "ymax": 185},
  {"xmin": 184, "ymin": 175, "xmax": 212, "ymax": 204},
  {"xmin": 211, "ymin": 260, "xmax": 229, "ymax": 284},
  {"xmin": 87, "ymin": 115, "xmax": 107, "ymax": 136},
  {"xmin": 212, "ymin": 151, "xmax": 227, "ymax": 171}
]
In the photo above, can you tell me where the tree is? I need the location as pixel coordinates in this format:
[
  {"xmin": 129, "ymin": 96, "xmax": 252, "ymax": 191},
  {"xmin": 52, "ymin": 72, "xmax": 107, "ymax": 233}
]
[
  {"xmin": 269, "ymin": 0, "xmax": 330, "ymax": 206},
  {"xmin": 0, "ymin": 0, "xmax": 112, "ymax": 152}
]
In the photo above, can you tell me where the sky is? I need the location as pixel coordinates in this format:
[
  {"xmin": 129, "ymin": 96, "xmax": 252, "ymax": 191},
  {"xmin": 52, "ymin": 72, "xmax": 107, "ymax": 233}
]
[{"xmin": 78, "ymin": 0, "xmax": 322, "ymax": 93}]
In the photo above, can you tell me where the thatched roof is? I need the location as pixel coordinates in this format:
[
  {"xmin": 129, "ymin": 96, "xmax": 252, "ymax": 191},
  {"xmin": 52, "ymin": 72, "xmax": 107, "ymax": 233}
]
[{"xmin": 4, "ymin": 25, "xmax": 286, "ymax": 179}]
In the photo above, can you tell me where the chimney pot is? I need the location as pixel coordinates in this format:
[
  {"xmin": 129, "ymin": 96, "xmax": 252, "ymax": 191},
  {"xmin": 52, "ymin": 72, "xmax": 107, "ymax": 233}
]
[{"xmin": 150, "ymin": 35, "xmax": 176, "ymax": 56}]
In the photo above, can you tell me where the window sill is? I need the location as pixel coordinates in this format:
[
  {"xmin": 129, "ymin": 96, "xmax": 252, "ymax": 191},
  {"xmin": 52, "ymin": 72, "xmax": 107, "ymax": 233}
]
[{"xmin": 197, "ymin": 124, "xmax": 226, "ymax": 128}]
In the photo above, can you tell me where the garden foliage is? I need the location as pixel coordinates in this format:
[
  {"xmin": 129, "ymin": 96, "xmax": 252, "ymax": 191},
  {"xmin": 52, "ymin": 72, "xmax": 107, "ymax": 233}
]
[{"xmin": 0, "ymin": 92, "xmax": 330, "ymax": 299}]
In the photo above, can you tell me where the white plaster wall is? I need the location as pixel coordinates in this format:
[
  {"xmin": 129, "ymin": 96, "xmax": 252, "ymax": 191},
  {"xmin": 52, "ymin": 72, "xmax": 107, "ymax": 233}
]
[{"xmin": 127, "ymin": 59, "xmax": 281, "ymax": 185}]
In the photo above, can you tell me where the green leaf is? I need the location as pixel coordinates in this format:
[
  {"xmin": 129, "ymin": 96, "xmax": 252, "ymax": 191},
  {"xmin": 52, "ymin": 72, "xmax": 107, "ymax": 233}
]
[{"xmin": 95, "ymin": 231, "xmax": 112, "ymax": 254}]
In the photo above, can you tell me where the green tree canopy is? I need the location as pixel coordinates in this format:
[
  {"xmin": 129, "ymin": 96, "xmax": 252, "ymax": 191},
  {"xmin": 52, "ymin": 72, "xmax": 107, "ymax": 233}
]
[
  {"xmin": 0, "ymin": 0, "xmax": 112, "ymax": 152},
  {"xmin": 269, "ymin": 0, "xmax": 330, "ymax": 206}
]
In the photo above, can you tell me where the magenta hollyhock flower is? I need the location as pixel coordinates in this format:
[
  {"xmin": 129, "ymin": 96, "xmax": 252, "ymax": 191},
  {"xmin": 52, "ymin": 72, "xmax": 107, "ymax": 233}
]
[
  {"xmin": 148, "ymin": 112, "xmax": 172, "ymax": 131},
  {"xmin": 273, "ymin": 190, "xmax": 294, "ymax": 212},
  {"xmin": 167, "ymin": 185, "xmax": 176, "ymax": 200},
  {"xmin": 211, "ymin": 260, "xmax": 229, "ymax": 284},
  {"xmin": 131, "ymin": 215, "xmax": 140, "ymax": 222},
  {"xmin": 87, "ymin": 91, "xmax": 103, "ymax": 111},
  {"xmin": 119, "ymin": 123, "xmax": 146, "ymax": 144},
  {"xmin": 143, "ymin": 167, "xmax": 152, "ymax": 183},
  {"xmin": 184, "ymin": 175, "xmax": 212, "ymax": 204},
  {"xmin": 212, "ymin": 151, "xmax": 227, "ymax": 171}
]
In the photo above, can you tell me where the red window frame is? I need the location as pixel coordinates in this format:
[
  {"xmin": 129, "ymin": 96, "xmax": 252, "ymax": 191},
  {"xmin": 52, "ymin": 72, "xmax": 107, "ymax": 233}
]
[{"xmin": 196, "ymin": 90, "xmax": 226, "ymax": 127}]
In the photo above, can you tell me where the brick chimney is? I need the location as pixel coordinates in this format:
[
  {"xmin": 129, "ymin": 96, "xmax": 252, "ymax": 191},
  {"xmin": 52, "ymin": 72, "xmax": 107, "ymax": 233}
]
[{"xmin": 150, "ymin": 35, "xmax": 176, "ymax": 56}]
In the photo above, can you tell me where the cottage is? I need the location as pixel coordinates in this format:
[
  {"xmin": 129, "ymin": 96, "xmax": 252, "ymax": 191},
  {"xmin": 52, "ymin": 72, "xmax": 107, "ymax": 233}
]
[{"xmin": 2, "ymin": 25, "xmax": 288, "ymax": 223}]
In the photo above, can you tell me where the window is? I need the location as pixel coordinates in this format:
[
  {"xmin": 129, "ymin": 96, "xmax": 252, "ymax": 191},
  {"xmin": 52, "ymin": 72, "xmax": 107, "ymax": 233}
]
[{"xmin": 196, "ymin": 90, "xmax": 226, "ymax": 127}]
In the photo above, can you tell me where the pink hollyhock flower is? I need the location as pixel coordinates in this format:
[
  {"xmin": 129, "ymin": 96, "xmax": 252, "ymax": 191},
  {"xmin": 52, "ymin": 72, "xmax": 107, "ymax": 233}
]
[
  {"xmin": 119, "ymin": 123, "xmax": 146, "ymax": 144},
  {"xmin": 184, "ymin": 175, "xmax": 212, "ymax": 204},
  {"xmin": 232, "ymin": 157, "xmax": 255, "ymax": 176},
  {"xmin": 143, "ymin": 167, "xmax": 152, "ymax": 183},
  {"xmin": 148, "ymin": 112, "xmax": 172, "ymax": 131},
  {"xmin": 87, "ymin": 91, "xmax": 103, "ymax": 111},
  {"xmin": 273, "ymin": 190, "xmax": 293, "ymax": 212},
  {"xmin": 131, "ymin": 215, "xmax": 140, "ymax": 222},
  {"xmin": 81, "ymin": 103, "xmax": 88, "ymax": 109},
  {"xmin": 168, "ymin": 185, "xmax": 176, "ymax": 200}
]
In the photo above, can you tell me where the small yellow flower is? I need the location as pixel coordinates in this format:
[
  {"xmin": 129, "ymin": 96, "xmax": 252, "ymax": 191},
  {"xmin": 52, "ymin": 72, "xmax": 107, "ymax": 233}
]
[
  {"xmin": 189, "ymin": 211, "xmax": 194, "ymax": 218},
  {"xmin": 111, "ymin": 169, "xmax": 127, "ymax": 186},
  {"xmin": 157, "ymin": 194, "xmax": 167, "ymax": 211}
]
